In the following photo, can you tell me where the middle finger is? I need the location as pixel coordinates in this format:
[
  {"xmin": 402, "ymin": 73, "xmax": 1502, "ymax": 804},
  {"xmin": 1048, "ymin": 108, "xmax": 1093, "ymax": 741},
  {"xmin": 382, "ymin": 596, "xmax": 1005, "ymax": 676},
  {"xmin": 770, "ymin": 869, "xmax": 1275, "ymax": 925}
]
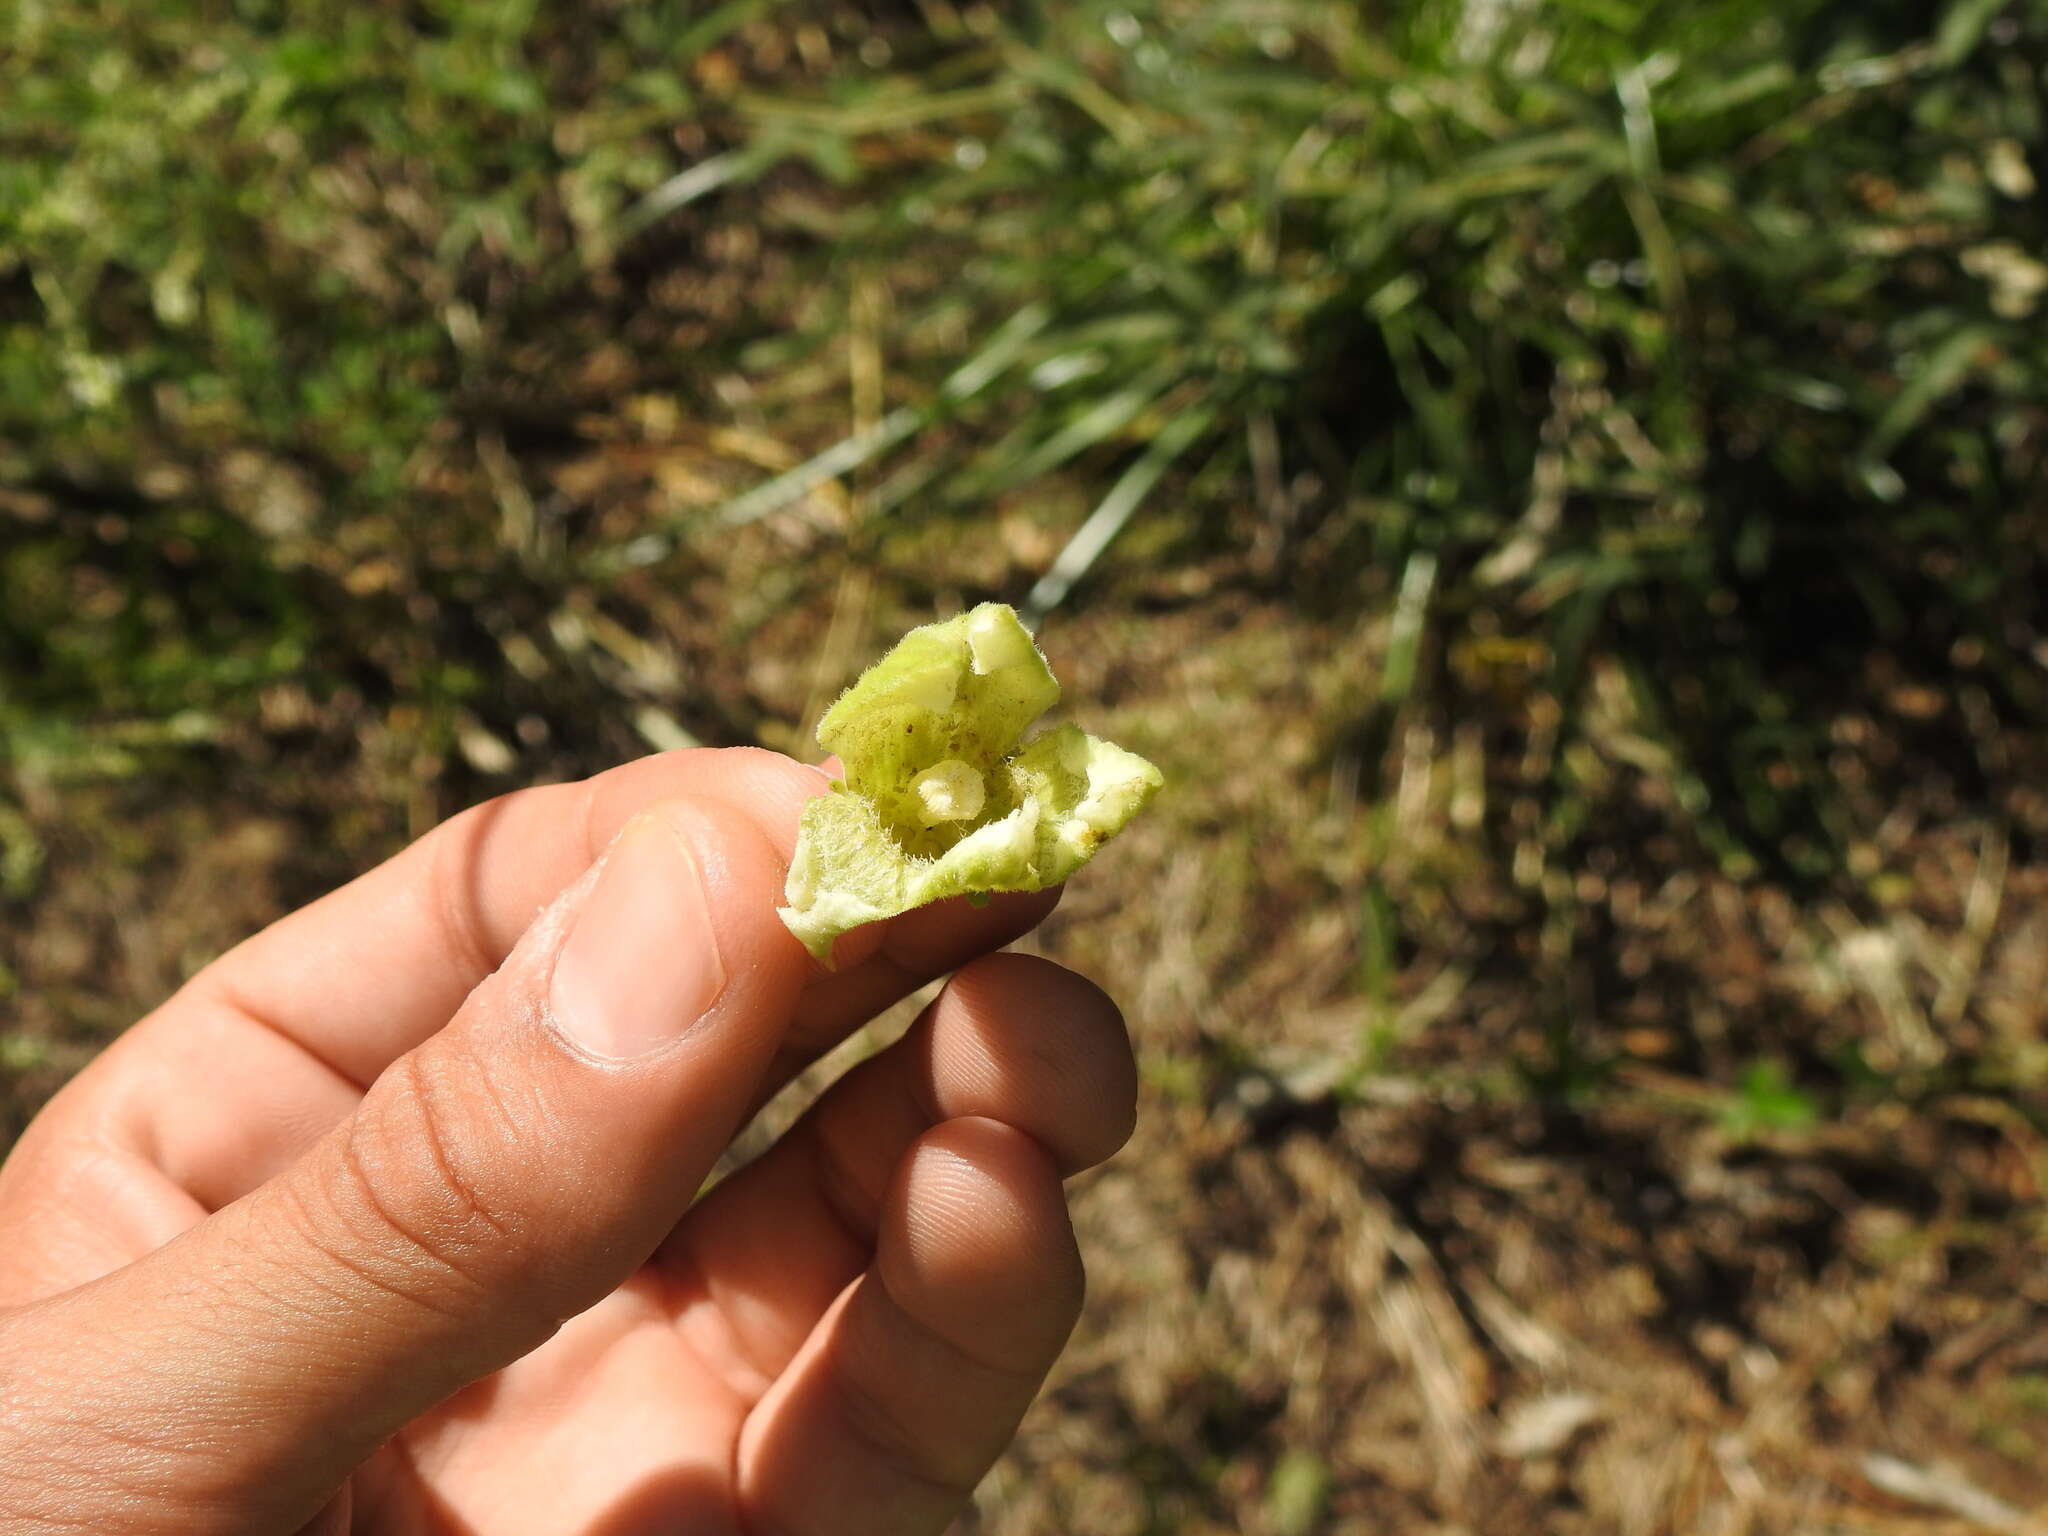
[{"xmin": 653, "ymin": 951, "xmax": 1135, "ymax": 1398}]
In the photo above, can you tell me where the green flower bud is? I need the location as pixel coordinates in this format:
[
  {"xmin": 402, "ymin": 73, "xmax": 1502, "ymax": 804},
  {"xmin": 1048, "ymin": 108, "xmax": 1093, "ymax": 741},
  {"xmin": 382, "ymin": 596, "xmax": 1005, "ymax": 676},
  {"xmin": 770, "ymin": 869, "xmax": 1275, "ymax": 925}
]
[{"xmin": 778, "ymin": 603, "xmax": 1162, "ymax": 962}]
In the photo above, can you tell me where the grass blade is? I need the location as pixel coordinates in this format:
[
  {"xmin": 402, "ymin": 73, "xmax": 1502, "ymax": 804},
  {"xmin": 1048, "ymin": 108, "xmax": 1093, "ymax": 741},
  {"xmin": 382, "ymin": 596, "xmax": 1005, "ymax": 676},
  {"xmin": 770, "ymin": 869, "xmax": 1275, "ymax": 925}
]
[
  {"xmin": 1022, "ymin": 400, "xmax": 1216, "ymax": 626},
  {"xmin": 709, "ymin": 303, "xmax": 1053, "ymax": 530}
]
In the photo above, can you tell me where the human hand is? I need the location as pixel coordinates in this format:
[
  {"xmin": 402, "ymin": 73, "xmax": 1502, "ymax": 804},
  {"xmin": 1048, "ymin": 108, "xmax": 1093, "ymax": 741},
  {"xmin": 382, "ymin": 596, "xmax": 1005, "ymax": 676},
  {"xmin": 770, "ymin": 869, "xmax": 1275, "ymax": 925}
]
[{"xmin": 0, "ymin": 748, "xmax": 1135, "ymax": 1534}]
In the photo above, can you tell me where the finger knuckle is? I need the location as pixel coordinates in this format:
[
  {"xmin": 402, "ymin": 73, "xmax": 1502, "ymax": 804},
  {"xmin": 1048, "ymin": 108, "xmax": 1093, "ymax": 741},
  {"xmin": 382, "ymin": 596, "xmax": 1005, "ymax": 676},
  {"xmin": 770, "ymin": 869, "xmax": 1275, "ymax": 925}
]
[
  {"xmin": 942, "ymin": 956, "xmax": 1136, "ymax": 1169},
  {"xmin": 827, "ymin": 1363, "xmax": 982, "ymax": 1505},
  {"xmin": 305, "ymin": 1050, "xmax": 534, "ymax": 1314},
  {"xmin": 425, "ymin": 807, "xmax": 503, "ymax": 984}
]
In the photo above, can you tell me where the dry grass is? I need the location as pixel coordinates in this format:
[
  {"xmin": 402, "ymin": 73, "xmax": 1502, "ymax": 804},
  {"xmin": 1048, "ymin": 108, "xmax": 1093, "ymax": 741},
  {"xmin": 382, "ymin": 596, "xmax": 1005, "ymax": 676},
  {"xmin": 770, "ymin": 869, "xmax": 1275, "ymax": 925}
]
[{"xmin": 963, "ymin": 599, "xmax": 2048, "ymax": 1536}]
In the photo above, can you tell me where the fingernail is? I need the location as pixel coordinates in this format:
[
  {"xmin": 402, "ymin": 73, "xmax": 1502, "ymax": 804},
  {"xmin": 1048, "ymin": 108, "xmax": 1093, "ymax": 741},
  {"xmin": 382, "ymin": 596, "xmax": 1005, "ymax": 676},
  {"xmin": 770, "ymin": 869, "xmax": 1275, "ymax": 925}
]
[{"xmin": 549, "ymin": 811, "xmax": 727, "ymax": 1060}]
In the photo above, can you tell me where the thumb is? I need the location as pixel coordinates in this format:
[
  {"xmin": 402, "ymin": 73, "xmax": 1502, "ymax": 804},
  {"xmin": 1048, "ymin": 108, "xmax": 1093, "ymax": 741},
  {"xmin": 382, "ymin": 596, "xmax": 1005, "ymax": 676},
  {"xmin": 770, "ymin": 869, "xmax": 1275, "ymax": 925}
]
[{"xmin": 17, "ymin": 797, "xmax": 802, "ymax": 1528}]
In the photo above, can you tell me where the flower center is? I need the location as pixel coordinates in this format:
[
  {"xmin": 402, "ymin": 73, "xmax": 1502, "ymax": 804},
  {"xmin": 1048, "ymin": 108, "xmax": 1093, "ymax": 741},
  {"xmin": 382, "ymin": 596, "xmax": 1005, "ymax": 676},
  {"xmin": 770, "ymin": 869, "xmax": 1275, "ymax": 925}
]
[{"xmin": 911, "ymin": 758, "xmax": 985, "ymax": 824}]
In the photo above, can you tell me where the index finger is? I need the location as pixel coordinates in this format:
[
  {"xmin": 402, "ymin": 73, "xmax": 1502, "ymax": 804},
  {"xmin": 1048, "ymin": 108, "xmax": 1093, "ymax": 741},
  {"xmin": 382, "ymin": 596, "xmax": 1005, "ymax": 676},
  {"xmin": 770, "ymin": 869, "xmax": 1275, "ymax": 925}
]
[{"xmin": 184, "ymin": 747, "xmax": 1053, "ymax": 1091}]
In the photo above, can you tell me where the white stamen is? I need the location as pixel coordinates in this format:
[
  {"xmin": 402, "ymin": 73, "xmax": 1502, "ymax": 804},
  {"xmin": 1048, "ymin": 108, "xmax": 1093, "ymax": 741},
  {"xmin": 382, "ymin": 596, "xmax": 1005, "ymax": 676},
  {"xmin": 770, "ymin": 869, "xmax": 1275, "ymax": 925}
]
[
  {"xmin": 912, "ymin": 759, "xmax": 985, "ymax": 822},
  {"xmin": 967, "ymin": 606, "xmax": 1038, "ymax": 675}
]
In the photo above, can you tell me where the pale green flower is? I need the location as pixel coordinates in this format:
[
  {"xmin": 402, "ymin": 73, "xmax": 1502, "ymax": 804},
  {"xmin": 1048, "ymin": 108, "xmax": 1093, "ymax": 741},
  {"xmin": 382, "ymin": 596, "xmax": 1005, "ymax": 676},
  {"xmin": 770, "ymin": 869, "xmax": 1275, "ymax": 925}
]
[{"xmin": 779, "ymin": 603, "xmax": 1162, "ymax": 962}]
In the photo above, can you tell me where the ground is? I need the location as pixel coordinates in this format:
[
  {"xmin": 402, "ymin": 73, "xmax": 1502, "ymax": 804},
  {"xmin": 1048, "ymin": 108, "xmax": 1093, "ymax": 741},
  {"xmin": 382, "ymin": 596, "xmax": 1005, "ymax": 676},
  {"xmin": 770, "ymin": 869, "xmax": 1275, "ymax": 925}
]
[{"xmin": 6, "ymin": 577, "xmax": 2046, "ymax": 1534}]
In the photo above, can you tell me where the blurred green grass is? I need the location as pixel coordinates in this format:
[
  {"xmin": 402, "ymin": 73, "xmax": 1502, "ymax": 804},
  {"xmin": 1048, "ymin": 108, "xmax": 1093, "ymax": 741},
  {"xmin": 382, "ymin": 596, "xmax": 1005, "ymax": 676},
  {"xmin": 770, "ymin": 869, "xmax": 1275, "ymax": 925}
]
[{"xmin": 6, "ymin": 0, "xmax": 2046, "ymax": 859}]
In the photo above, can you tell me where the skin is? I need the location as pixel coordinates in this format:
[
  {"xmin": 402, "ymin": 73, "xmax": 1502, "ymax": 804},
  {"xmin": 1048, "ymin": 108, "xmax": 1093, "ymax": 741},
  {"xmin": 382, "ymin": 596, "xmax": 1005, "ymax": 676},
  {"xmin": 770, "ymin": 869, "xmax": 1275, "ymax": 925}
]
[{"xmin": 0, "ymin": 747, "xmax": 1137, "ymax": 1535}]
